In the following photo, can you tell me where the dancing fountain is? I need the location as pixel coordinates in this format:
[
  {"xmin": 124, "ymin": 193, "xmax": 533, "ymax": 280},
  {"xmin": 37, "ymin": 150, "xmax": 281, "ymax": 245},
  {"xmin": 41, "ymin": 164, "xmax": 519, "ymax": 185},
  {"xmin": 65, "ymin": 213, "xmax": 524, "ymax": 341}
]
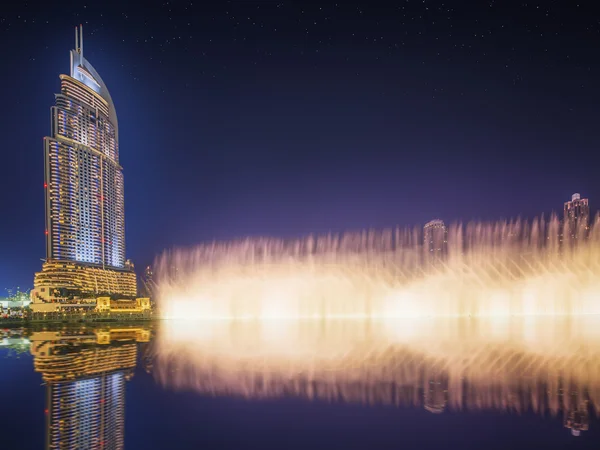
[
  {"xmin": 151, "ymin": 213, "xmax": 600, "ymax": 435},
  {"xmin": 156, "ymin": 214, "xmax": 600, "ymax": 319}
]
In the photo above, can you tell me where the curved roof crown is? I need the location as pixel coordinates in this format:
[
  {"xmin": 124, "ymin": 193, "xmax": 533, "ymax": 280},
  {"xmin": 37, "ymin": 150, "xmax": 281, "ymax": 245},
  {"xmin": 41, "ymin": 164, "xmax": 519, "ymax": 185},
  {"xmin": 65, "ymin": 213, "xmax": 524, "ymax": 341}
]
[{"xmin": 69, "ymin": 25, "xmax": 118, "ymax": 140}]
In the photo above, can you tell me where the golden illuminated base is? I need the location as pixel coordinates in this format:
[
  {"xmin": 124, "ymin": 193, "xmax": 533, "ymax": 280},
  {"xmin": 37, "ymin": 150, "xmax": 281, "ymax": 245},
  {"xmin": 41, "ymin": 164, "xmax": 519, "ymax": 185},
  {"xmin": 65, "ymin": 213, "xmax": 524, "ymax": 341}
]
[{"xmin": 31, "ymin": 260, "xmax": 137, "ymax": 305}]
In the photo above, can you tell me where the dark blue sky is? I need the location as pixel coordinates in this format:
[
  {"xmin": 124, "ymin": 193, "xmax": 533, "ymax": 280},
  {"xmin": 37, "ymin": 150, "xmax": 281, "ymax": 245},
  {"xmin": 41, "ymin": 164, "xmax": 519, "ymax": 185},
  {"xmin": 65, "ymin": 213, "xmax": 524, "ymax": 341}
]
[{"xmin": 1, "ymin": 0, "xmax": 599, "ymax": 290}]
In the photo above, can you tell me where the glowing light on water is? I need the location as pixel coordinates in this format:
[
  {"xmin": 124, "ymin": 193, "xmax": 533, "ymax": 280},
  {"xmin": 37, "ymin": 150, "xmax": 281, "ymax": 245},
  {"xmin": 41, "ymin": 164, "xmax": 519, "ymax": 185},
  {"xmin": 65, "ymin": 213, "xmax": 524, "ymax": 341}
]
[
  {"xmin": 156, "ymin": 215, "xmax": 600, "ymax": 319},
  {"xmin": 153, "ymin": 317, "xmax": 600, "ymax": 429}
]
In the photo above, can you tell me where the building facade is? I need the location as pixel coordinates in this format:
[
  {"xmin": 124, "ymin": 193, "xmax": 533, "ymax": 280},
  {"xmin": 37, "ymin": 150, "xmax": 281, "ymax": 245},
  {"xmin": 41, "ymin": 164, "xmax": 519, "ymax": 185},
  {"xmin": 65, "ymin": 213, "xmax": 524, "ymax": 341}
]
[
  {"xmin": 96, "ymin": 296, "xmax": 151, "ymax": 313},
  {"xmin": 563, "ymin": 193, "xmax": 590, "ymax": 242},
  {"xmin": 32, "ymin": 26, "xmax": 136, "ymax": 307},
  {"xmin": 140, "ymin": 265, "xmax": 155, "ymax": 297}
]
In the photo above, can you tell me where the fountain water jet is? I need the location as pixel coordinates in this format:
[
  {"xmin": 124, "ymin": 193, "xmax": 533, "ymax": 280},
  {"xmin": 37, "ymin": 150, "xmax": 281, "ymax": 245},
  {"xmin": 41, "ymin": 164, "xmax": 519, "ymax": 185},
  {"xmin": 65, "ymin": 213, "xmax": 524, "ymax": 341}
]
[{"xmin": 156, "ymin": 214, "xmax": 600, "ymax": 319}]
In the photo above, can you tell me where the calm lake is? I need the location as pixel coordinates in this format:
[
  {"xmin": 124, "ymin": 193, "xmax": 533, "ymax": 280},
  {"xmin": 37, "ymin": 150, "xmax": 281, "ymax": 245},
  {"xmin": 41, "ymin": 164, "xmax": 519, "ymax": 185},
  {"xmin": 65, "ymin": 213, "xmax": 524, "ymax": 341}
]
[{"xmin": 1, "ymin": 317, "xmax": 599, "ymax": 449}]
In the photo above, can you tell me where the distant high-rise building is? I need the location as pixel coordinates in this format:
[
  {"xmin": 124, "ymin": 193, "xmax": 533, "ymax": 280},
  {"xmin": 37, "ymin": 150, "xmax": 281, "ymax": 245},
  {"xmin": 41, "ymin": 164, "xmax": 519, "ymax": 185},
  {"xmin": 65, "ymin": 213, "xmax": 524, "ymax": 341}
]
[
  {"xmin": 31, "ymin": 26, "xmax": 136, "ymax": 307},
  {"xmin": 424, "ymin": 219, "xmax": 447, "ymax": 263},
  {"xmin": 141, "ymin": 266, "xmax": 155, "ymax": 298},
  {"xmin": 564, "ymin": 193, "xmax": 590, "ymax": 242}
]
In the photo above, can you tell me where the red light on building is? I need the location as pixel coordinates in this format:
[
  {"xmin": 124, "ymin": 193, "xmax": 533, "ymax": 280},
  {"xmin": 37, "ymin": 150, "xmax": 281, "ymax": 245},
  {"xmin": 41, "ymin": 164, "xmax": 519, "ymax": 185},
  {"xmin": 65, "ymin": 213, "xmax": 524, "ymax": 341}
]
[
  {"xmin": 45, "ymin": 230, "xmax": 49, "ymax": 235},
  {"xmin": 44, "ymin": 183, "xmax": 48, "ymax": 188}
]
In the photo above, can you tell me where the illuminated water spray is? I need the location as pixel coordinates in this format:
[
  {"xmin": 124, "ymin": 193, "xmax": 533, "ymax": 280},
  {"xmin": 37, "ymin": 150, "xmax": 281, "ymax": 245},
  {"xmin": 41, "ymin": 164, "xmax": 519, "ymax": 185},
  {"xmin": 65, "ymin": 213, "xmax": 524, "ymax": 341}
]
[{"xmin": 156, "ymin": 214, "xmax": 600, "ymax": 319}]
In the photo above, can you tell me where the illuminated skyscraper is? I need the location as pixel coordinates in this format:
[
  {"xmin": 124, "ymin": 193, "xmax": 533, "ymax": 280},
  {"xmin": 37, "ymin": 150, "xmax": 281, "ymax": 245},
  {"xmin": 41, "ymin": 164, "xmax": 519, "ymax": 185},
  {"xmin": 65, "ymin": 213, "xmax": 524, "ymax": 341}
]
[
  {"xmin": 46, "ymin": 25, "xmax": 124, "ymax": 266},
  {"xmin": 423, "ymin": 219, "xmax": 447, "ymax": 263},
  {"xmin": 563, "ymin": 193, "xmax": 590, "ymax": 242},
  {"xmin": 32, "ymin": 26, "xmax": 136, "ymax": 306}
]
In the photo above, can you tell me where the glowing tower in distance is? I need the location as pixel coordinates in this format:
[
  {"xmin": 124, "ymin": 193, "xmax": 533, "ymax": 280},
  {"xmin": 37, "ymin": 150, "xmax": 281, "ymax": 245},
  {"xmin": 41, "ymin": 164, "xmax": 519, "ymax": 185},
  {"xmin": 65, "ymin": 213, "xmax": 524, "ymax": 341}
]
[
  {"xmin": 564, "ymin": 193, "xmax": 590, "ymax": 241},
  {"xmin": 423, "ymin": 219, "xmax": 447, "ymax": 263},
  {"xmin": 31, "ymin": 26, "xmax": 137, "ymax": 307}
]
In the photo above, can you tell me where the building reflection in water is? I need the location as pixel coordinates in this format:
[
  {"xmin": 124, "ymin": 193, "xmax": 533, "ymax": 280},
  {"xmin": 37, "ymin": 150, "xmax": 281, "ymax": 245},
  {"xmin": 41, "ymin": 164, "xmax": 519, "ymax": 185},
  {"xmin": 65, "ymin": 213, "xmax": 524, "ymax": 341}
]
[
  {"xmin": 563, "ymin": 387, "xmax": 589, "ymax": 436},
  {"xmin": 30, "ymin": 327, "xmax": 151, "ymax": 450},
  {"xmin": 152, "ymin": 317, "xmax": 600, "ymax": 436}
]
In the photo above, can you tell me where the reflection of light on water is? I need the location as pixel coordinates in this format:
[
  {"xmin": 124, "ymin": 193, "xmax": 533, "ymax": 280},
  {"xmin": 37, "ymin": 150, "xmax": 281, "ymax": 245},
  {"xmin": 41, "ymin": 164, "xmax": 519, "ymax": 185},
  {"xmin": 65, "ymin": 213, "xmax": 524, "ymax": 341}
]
[
  {"xmin": 155, "ymin": 317, "xmax": 600, "ymax": 434},
  {"xmin": 152, "ymin": 218, "xmax": 600, "ymax": 435},
  {"xmin": 155, "ymin": 217, "xmax": 600, "ymax": 319}
]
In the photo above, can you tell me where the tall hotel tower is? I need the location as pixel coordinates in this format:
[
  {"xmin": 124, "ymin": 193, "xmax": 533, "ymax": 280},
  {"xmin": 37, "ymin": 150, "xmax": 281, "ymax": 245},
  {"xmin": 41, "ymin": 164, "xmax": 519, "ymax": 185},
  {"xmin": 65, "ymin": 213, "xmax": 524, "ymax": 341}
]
[{"xmin": 31, "ymin": 26, "xmax": 137, "ymax": 309}]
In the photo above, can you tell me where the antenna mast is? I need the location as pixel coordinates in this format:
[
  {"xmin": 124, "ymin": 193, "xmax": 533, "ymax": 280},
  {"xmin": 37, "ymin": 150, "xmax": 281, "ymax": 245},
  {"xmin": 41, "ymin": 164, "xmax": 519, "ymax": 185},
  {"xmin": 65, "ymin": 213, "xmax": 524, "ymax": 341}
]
[{"xmin": 79, "ymin": 24, "xmax": 83, "ymax": 57}]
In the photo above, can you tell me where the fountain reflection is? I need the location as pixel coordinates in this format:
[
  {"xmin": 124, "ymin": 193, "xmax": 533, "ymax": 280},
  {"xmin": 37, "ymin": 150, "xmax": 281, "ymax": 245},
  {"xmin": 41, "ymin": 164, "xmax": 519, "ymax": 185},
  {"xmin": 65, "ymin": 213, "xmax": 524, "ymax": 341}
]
[
  {"xmin": 153, "ymin": 317, "xmax": 600, "ymax": 436},
  {"xmin": 30, "ymin": 326, "xmax": 152, "ymax": 450}
]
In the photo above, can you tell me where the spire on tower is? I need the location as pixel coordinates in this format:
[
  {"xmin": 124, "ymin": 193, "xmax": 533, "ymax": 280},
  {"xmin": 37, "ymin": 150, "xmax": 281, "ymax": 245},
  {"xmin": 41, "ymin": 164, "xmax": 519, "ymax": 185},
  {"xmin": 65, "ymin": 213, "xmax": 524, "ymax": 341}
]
[{"xmin": 75, "ymin": 24, "xmax": 83, "ymax": 55}]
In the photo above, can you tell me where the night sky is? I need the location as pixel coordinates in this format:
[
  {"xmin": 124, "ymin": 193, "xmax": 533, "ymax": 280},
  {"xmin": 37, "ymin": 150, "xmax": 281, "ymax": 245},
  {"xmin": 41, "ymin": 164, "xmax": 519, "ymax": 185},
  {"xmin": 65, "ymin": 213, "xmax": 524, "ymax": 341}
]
[{"xmin": 0, "ymin": 0, "xmax": 599, "ymax": 290}]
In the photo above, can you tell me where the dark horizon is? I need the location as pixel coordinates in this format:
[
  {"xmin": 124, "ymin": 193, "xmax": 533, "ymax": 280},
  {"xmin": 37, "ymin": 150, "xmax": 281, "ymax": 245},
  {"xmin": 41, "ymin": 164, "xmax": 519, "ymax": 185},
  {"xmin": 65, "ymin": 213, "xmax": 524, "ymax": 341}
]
[{"xmin": 1, "ymin": 1, "xmax": 599, "ymax": 290}]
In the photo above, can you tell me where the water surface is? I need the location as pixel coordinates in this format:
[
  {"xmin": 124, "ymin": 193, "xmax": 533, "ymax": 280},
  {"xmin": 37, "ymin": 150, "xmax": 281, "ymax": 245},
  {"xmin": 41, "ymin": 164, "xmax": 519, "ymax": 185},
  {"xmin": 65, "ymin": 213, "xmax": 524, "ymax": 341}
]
[{"xmin": 1, "ymin": 318, "xmax": 599, "ymax": 449}]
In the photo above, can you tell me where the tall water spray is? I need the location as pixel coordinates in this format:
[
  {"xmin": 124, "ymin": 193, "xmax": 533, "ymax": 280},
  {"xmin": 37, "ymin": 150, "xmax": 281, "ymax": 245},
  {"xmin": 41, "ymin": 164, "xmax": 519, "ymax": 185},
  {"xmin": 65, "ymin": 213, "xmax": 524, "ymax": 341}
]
[{"xmin": 156, "ymin": 214, "xmax": 600, "ymax": 319}]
